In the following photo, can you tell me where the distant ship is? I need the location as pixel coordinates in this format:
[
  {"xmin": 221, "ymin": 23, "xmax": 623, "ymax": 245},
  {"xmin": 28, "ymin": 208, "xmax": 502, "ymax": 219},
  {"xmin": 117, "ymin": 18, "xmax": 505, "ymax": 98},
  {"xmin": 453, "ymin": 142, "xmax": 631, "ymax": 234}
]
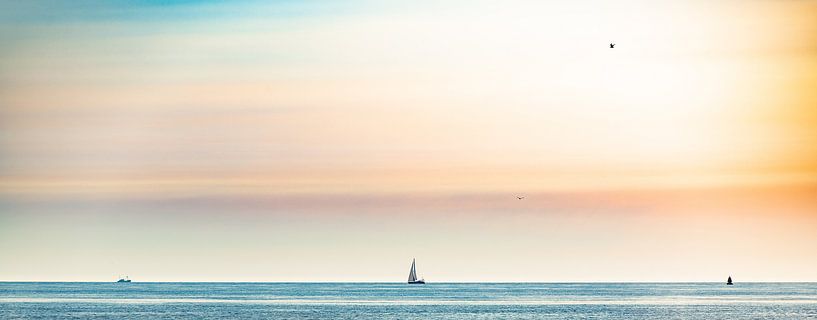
[
  {"xmin": 117, "ymin": 275, "xmax": 131, "ymax": 283},
  {"xmin": 407, "ymin": 259, "xmax": 425, "ymax": 284},
  {"xmin": 727, "ymin": 276, "xmax": 733, "ymax": 285}
]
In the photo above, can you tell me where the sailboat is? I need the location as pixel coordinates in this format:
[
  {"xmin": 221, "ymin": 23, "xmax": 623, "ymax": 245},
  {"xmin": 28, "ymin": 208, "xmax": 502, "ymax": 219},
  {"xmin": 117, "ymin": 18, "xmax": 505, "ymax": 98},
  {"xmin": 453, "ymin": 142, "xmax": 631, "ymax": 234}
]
[
  {"xmin": 727, "ymin": 276, "xmax": 733, "ymax": 285},
  {"xmin": 407, "ymin": 259, "xmax": 425, "ymax": 284}
]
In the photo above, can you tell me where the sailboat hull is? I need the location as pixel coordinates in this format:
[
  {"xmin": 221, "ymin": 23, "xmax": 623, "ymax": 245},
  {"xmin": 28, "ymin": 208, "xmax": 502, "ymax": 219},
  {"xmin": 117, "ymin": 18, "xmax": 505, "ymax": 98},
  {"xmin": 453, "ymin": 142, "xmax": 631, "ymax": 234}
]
[{"xmin": 408, "ymin": 280, "xmax": 425, "ymax": 284}]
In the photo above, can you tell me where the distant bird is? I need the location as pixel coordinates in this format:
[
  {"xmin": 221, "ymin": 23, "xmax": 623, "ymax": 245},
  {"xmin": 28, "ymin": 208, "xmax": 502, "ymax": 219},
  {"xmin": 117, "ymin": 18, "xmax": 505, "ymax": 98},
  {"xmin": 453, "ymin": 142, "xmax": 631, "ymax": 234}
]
[
  {"xmin": 609, "ymin": 43, "xmax": 615, "ymax": 48},
  {"xmin": 517, "ymin": 196, "xmax": 525, "ymax": 200}
]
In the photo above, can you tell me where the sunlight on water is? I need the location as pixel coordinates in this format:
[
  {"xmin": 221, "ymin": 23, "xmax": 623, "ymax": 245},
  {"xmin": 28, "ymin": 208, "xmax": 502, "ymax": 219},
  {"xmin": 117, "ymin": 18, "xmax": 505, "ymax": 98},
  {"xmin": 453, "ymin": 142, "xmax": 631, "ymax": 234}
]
[{"xmin": 1, "ymin": 283, "xmax": 816, "ymax": 319}]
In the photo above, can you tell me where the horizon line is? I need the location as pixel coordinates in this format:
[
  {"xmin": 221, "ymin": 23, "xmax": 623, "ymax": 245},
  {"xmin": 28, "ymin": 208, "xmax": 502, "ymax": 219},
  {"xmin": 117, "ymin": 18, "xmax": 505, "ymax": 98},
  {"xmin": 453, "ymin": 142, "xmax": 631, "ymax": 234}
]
[{"xmin": 2, "ymin": 281, "xmax": 815, "ymax": 284}]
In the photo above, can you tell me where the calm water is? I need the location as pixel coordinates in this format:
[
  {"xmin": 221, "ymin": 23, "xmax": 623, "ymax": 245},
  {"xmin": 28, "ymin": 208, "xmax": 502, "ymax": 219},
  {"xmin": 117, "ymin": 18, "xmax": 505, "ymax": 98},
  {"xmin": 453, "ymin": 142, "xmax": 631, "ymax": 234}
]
[{"xmin": 1, "ymin": 282, "xmax": 816, "ymax": 319}]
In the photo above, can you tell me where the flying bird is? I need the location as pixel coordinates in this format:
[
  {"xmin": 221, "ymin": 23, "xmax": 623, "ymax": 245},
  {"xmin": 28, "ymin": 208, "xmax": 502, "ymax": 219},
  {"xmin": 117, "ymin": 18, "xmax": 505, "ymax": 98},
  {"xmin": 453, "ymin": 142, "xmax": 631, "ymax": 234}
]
[
  {"xmin": 517, "ymin": 196, "xmax": 525, "ymax": 200},
  {"xmin": 609, "ymin": 43, "xmax": 615, "ymax": 48}
]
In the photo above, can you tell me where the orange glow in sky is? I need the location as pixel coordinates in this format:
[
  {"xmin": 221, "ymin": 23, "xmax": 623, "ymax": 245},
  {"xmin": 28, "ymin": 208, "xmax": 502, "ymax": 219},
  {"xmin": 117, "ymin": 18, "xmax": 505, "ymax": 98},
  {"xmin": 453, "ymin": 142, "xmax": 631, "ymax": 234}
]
[{"xmin": 1, "ymin": 0, "xmax": 816, "ymax": 282}]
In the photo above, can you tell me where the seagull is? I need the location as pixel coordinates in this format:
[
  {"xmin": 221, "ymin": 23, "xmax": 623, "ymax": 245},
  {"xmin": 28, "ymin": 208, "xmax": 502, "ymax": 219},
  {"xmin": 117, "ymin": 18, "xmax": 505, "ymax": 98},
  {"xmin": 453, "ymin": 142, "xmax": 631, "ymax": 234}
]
[
  {"xmin": 609, "ymin": 43, "xmax": 615, "ymax": 48},
  {"xmin": 517, "ymin": 196, "xmax": 525, "ymax": 200}
]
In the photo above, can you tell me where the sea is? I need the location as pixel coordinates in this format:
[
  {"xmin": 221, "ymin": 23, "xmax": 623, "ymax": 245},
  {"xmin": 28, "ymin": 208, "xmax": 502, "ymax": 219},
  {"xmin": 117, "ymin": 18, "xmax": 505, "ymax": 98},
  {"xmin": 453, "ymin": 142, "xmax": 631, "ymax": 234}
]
[{"xmin": 1, "ymin": 282, "xmax": 816, "ymax": 319}]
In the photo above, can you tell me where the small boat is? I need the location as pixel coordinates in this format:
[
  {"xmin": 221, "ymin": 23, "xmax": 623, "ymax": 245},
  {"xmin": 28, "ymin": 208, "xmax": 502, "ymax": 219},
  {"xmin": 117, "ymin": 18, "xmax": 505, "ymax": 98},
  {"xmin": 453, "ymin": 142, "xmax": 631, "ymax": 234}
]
[
  {"xmin": 407, "ymin": 259, "xmax": 425, "ymax": 284},
  {"xmin": 117, "ymin": 275, "xmax": 131, "ymax": 283},
  {"xmin": 726, "ymin": 276, "xmax": 733, "ymax": 285}
]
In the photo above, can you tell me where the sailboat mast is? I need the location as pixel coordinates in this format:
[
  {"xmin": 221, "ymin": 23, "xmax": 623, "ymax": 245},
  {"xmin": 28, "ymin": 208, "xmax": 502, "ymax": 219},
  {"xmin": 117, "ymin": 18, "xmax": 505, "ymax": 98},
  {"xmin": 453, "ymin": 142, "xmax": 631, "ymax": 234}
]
[{"xmin": 408, "ymin": 259, "xmax": 417, "ymax": 282}]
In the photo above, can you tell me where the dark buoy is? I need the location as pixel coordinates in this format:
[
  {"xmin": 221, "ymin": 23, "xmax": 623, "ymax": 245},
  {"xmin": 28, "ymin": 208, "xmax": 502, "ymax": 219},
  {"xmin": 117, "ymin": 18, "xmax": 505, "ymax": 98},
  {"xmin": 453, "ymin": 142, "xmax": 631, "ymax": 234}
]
[{"xmin": 727, "ymin": 276, "xmax": 733, "ymax": 285}]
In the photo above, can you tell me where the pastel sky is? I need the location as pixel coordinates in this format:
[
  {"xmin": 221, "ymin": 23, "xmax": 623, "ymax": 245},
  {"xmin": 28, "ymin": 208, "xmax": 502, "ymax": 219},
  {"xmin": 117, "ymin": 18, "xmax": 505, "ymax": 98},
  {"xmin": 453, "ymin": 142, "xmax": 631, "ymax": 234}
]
[{"xmin": 1, "ymin": 0, "xmax": 816, "ymax": 282}]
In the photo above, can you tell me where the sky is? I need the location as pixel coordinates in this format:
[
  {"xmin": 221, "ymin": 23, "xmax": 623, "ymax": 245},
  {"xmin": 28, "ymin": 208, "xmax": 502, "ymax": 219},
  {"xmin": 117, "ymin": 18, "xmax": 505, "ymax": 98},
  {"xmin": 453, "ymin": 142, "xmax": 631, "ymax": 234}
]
[{"xmin": 1, "ymin": 0, "xmax": 816, "ymax": 282}]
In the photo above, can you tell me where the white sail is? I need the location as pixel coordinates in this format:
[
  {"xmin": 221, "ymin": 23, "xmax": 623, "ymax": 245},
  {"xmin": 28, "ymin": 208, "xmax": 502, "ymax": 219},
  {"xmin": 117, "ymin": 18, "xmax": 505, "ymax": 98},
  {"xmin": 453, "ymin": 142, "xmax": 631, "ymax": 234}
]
[{"xmin": 408, "ymin": 259, "xmax": 417, "ymax": 282}]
